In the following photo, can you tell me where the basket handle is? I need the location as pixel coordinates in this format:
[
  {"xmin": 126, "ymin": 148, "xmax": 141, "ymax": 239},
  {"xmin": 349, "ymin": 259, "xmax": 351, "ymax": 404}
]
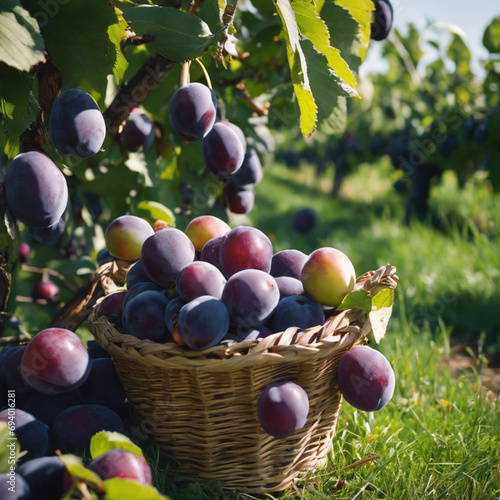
[{"xmin": 355, "ymin": 264, "xmax": 398, "ymax": 296}]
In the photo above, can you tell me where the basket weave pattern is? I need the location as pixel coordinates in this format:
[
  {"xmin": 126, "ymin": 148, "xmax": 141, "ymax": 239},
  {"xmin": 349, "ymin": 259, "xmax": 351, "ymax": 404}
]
[{"xmin": 87, "ymin": 265, "xmax": 398, "ymax": 493}]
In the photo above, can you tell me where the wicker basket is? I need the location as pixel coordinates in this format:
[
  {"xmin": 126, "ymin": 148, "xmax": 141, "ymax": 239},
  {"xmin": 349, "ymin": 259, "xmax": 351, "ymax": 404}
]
[{"xmin": 86, "ymin": 265, "xmax": 398, "ymax": 494}]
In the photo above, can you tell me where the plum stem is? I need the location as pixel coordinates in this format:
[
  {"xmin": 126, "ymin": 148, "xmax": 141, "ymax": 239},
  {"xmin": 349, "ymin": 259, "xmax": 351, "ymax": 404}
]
[
  {"xmin": 195, "ymin": 58, "xmax": 212, "ymax": 90},
  {"xmin": 180, "ymin": 61, "xmax": 191, "ymax": 87}
]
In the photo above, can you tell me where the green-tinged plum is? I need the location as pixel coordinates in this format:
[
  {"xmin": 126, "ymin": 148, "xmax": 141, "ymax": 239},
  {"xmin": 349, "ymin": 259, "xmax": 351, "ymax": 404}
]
[
  {"xmin": 184, "ymin": 215, "xmax": 231, "ymax": 252},
  {"xmin": 301, "ymin": 247, "xmax": 356, "ymax": 307},
  {"xmin": 105, "ymin": 215, "xmax": 154, "ymax": 261}
]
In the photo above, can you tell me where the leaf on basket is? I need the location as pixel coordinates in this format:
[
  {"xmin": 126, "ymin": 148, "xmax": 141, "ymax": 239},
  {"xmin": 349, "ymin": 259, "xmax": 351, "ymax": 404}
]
[
  {"xmin": 102, "ymin": 478, "xmax": 169, "ymax": 499},
  {"xmin": 90, "ymin": 431, "xmax": 145, "ymax": 460},
  {"xmin": 336, "ymin": 288, "xmax": 372, "ymax": 311},
  {"xmin": 369, "ymin": 288, "xmax": 395, "ymax": 343}
]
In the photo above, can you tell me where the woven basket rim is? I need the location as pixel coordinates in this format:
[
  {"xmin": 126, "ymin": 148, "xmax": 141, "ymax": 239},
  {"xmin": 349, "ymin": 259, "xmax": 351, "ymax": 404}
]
[{"xmin": 87, "ymin": 265, "xmax": 398, "ymax": 369}]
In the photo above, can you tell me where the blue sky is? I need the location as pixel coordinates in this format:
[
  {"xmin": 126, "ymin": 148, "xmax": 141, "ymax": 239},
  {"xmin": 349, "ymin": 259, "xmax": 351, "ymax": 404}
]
[{"xmin": 361, "ymin": 0, "xmax": 500, "ymax": 76}]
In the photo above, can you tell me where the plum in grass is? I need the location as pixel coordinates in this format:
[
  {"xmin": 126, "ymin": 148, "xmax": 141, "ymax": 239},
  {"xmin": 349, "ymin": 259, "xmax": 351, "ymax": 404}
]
[
  {"xmin": 370, "ymin": 0, "xmax": 393, "ymax": 41},
  {"xmin": 105, "ymin": 215, "xmax": 154, "ymax": 261},
  {"xmin": 337, "ymin": 345, "xmax": 395, "ymax": 412},
  {"xmin": 177, "ymin": 295, "xmax": 230, "ymax": 350},
  {"xmin": 301, "ymin": 247, "xmax": 356, "ymax": 307},
  {"xmin": 176, "ymin": 261, "xmax": 226, "ymax": 301},
  {"xmin": 23, "ymin": 390, "xmax": 81, "ymax": 427},
  {"xmin": 52, "ymin": 404, "xmax": 124, "ymax": 454},
  {"xmin": 0, "ymin": 409, "xmax": 49, "ymax": 461},
  {"xmin": 0, "ymin": 346, "xmax": 34, "ymax": 403},
  {"xmin": 202, "ymin": 121, "xmax": 245, "ymax": 178},
  {"xmin": 219, "ymin": 225, "xmax": 274, "ymax": 277},
  {"xmin": 88, "ymin": 449, "xmax": 152, "ymax": 485},
  {"xmin": 49, "ymin": 88, "xmax": 106, "ymax": 158},
  {"xmin": 5, "ymin": 151, "xmax": 68, "ymax": 228},
  {"xmin": 122, "ymin": 290, "xmax": 170, "ymax": 341},
  {"xmin": 141, "ymin": 227, "xmax": 195, "ymax": 287},
  {"xmin": 292, "ymin": 207, "xmax": 317, "ymax": 234},
  {"xmin": 184, "ymin": 215, "xmax": 231, "ymax": 252},
  {"xmin": 20, "ymin": 328, "xmax": 91, "ymax": 395},
  {"xmin": 120, "ymin": 109, "xmax": 155, "ymax": 152},
  {"xmin": 222, "ymin": 269, "xmax": 279, "ymax": 328},
  {"xmin": 0, "ymin": 472, "xmax": 31, "ymax": 499},
  {"xmin": 257, "ymin": 381, "xmax": 309, "ymax": 439},
  {"xmin": 78, "ymin": 358, "xmax": 126, "ymax": 412},
  {"xmin": 168, "ymin": 82, "xmax": 217, "ymax": 142},
  {"xmin": 17, "ymin": 456, "xmax": 73, "ymax": 500}
]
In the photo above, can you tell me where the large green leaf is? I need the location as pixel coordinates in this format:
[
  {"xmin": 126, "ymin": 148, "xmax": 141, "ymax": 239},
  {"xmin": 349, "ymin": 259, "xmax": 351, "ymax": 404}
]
[
  {"xmin": 0, "ymin": 64, "xmax": 35, "ymax": 157},
  {"xmin": 319, "ymin": 0, "xmax": 372, "ymax": 72},
  {"xmin": 122, "ymin": 6, "xmax": 215, "ymax": 63},
  {"xmin": 483, "ymin": 17, "xmax": 500, "ymax": 54},
  {"xmin": 90, "ymin": 431, "xmax": 145, "ymax": 460},
  {"xmin": 23, "ymin": 0, "xmax": 122, "ymax": 103},
  {"xmin": 103, "ymin": 478, "xmax": 169, "ymax": 499},
  {"xmin": 274, "ymin": 0, "xmax": 317, "ymax": 136},
  {"xmin": 0, "ymin": 0, "xmax": 45, "ymax": 72},
  {"xmin": 291, "ymin": 0, "xmax": 357, "ymax": 94}
]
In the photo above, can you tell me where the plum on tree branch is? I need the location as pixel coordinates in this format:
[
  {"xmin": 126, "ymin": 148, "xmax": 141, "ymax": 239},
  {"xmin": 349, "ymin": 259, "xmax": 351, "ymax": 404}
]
[{"xmin": 103, "ymin": 54, "xmax": 177, "ymax": 138}]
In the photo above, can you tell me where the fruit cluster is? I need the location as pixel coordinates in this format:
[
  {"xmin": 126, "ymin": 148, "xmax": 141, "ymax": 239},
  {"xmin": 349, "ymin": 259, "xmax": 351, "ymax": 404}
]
[
  {"xmin": 0, "ymin": 328, "xmax": 159, "ymax": 499},
  {"xmin": 102, "ymin": 213, "xmax": 396, "ymax": 438},
  {"xmin": 103, "ymin": 213, "xmax": 358, "ymax": 349}
]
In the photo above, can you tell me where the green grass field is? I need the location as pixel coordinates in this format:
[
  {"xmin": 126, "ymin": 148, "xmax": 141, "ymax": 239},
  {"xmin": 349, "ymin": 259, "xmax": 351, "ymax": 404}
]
[{"xmin": 157, "ymin": 159, "xmax": 500, "ymax": 499}]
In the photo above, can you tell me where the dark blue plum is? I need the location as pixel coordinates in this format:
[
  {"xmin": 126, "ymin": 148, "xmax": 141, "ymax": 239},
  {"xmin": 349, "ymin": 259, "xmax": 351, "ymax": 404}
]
[
  {"xmin": 49, "ymin": 88, "xmax": 106, "ymax": 158},
  {"xmin": 177, "ymin": 296, "xmax": 230, "ymax": 350},
  {"xmin": 5, "ymin": 151, "xmax": 68, "ymax": 228},
  {"xmin": 270, "ymin": 295, "xmax": 324, "ymax": 333}
]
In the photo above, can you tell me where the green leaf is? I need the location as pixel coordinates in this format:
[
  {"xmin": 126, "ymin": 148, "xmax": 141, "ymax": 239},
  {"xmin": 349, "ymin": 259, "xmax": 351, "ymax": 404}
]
[
  {"xmin": 0, "ymin": 0, "xmax": 45, "ymax": 72},
  {"xmin": 372, "ymin": 287, "xmax": 394, "ymax": 310},
  {"xmin": 334, "ymin": 0, "xmax": 373, "ymax": 52},
  {"xmin": 136, "ymin": 200, "xmax": 176, "ymax": 227},
  {"xmin": 108, "ymin": 10, "xmax": 130, "ymax": 84},
  {"xmin": 90, "ymin": 431, "xmax": 145, "ymax": 460},
  {"xmin": 0, "ymin": 422, "xmax": 19, "ymax": 473},
  {"xmin": 0, "ymin": 63, "xmax": 35, "ymax": 158},
  {"xmin": 122, "ymin": 6, "xmax": 215, "ymax": 63},
  {"xmin": 274, "ymin": 0, "xmax": 317, "ymax": 136},
  {"xmin": 291, "ymin": 0, "xmax": 357, "ymax": 93},
  {"xmin": 483, "ymin": 17, "xmax": 500, "ymax": 53},
  {"xmin": 301, "ymin": 39, "xmax": 356, "ymax": 123},
  {"xmin": 369, "ymin": 289, "xmax": 394, "ymax": 344},
  {"xmin": 59, "ymin": 454, "xmax": 103, "ymax": 486},
  {"xmin": 336, "ymin": 288, "xmax": 372, "ymax": 312},
  {"xmin": 23, "ymin": 0, "xmax": 121, "ymax": 102},
  {"xmin": 102, "ymin": 478, "xmax": 169, "ymax": 500},
  {"xmin": 319, "ymin": 0, "xmax": 372, "ymax": 72}
]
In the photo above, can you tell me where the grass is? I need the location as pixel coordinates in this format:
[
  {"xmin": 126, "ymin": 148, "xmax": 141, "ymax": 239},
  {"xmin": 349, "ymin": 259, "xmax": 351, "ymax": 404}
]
[{"xmin": 152, "ymin": 159, "xmax": 500, "ymax": 499}]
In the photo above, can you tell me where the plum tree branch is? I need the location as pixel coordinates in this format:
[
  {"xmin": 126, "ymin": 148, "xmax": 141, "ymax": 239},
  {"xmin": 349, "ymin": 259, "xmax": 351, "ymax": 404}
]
[{"xmin": 103, "ymin": 54, "xmax": 177, "ymax": 138}]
